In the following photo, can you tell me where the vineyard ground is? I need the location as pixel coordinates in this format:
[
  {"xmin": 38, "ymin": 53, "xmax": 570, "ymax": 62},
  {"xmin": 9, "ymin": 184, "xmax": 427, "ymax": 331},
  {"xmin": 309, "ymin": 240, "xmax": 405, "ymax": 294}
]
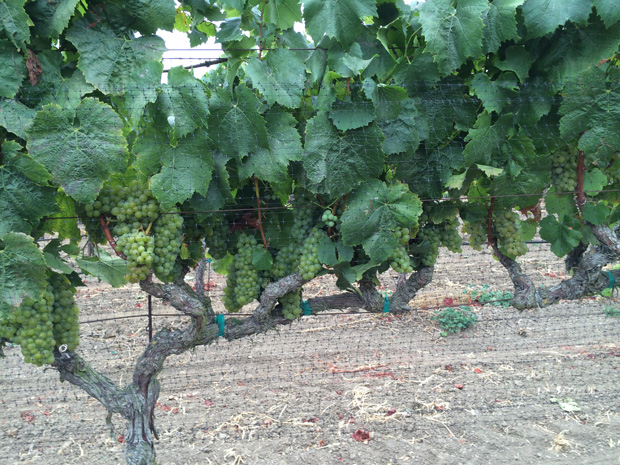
[{"xmin": 1, "ymin": 245, "xmax": 620, "ymax": 465}]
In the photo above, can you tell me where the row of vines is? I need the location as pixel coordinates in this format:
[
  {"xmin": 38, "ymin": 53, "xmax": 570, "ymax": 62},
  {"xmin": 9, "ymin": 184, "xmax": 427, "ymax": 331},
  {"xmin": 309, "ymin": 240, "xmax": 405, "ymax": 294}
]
[{"xmin": 2, "ymin": 0, "xmax": 620, "ymax": 464}]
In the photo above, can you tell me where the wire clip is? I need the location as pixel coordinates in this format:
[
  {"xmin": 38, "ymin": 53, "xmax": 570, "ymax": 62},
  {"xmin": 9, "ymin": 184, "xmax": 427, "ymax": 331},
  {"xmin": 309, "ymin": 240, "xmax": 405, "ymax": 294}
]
[
  {"xmin": 216, "ymin": 314, "xmax": 225, "ymax": 337},
  {"xmin": 300, "ymin": 300, "xmax": 312, "ymax": 316},
  {"xmin": 382, "ymin": 292, "xmax": 391, "ymax": 314}
]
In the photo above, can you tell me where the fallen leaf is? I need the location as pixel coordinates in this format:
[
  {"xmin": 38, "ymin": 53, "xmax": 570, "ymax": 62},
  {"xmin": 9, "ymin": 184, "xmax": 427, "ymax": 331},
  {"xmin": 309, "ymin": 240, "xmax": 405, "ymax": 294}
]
[{"xmin": 351, "ymin": 429, "xmax": 371, "ymax": 444}]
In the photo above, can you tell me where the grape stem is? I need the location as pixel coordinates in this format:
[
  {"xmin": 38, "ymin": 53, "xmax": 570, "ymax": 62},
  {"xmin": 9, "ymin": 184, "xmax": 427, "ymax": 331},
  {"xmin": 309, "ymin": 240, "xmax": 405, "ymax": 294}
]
[
  {"xmin": 576, "ymin": 149, "xmax": 586, "ymax": 212},
  {"xmin": 253, "ymin": 177, "xmax": 269, "ymax": 249},
  {"xmin": 99, "ymin": 215, "xmax": 126, "ymax": 260}
]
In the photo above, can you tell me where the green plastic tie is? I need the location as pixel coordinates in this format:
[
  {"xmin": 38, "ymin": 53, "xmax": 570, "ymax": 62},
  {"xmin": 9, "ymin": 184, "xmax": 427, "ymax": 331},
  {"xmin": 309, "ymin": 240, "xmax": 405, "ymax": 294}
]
[
  {"xmin": 607, "ymin": 271, "xmax": 615, "ymax": 290},
  {"xmin": 216, "ymin": 314, "xmax": 225, "ymax": 336},
  {"xmin": 383, "ymin": 292, "xmax": 390, "ymax": 314},
  {"xmin": 300, "ymin": 300, "xmax": 312, "ymax": 316}
]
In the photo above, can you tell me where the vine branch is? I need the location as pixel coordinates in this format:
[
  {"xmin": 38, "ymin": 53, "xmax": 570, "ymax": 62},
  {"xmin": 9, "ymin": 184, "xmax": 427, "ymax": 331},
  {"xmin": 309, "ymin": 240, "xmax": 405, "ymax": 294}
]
[{"xmin": 99, "ymin": 215, "xmax": 126, "ymax": 259}]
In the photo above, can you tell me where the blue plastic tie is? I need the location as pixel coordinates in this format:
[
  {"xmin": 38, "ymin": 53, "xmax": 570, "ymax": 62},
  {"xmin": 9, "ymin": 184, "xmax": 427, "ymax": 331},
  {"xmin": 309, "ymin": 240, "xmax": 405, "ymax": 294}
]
[
  {"xmin": 300, "ymin": 300, "xmax": 312, "ymax": 316},
  {"xmin": 216, "ymin": 314, "xmax": 225, "ymax": 336},
  {"xmin": 382, "ymin": 292, "xmax": 391, "ymax": 314}
]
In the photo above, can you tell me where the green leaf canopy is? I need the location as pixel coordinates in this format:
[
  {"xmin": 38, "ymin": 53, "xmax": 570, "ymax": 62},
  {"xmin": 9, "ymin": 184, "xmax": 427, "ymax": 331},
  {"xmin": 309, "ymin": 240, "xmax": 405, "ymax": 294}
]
[
  {"xmin": 26, "ymin": 98, "xmax": 129, "ymax": 203},
  {"xmin": 340, "ymin": 180, "xmax": 422, "ymax": 262},
  {"xmin": 303, "ymin": 112, "xmax": 384, "ymax": 197}
]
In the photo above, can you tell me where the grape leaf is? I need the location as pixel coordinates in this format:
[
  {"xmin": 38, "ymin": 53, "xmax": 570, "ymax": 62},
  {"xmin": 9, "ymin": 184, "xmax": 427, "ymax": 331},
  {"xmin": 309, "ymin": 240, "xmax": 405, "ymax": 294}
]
[
  {"xmin": 25, "ymin": 0, "xmax": 80, "ymax": 39},
  {"xmin": 264, "ymin": 0, "xmax": 302, "ymax": 30},
  {"xmin": 18, "ymin": 50, "xmax": 93, "ymax": 111},
  {"xmin": 522, "ymin": 0, "xmax": 592, "ymax": 38},
  {"xmin": 392, "ymin": 49, "xmax": 441, "ymax": 91},
  {"xmin": 340, "ymin": 180, "xmax": 422, "ymax": 262},
  {"xmin": 156, "ymin": 66, "xmax": 210, "ymax": 138},
  {"xmin": 318, "ymin": 235, "xmax": 338, "ymax": 266},
  {"xmin": 0, "ymin": 166, "xmax": 57, "ymax": 236},
  {"xmin": 582, "ymin": 203, "xmax": 608, "ymax": 225},
  {"xmin": 77, "ymin": 251, "xmax": 127, "ymax": 288},
  {"xmin": 150, "ymin": 132, "xmax": 214, "ymax": 210},
  {"xmin": 66, "ymin": 19, "xmax": 165, "ymax": 94},
  {"xmin": 481, "ymin": 0, "xmax": 525, "ymax": 54},
  {"xmin": 303, "ymin": 112, "xmax": 384, "ymax": 197},
  {"xmin": 239, "ymin": 109, "xmax": 303, "ymax": 184},
  {"xmin": 495, "ymin": 46, "xmax": 534, "ymax": 84},
  {"xmin": 302, "ymin": 0, "xmax": 377, "ymax": 48},
  {"xmin": 27, "ymin": 98, "xmax": 129, "ymax": 203},
  {"xmin": 0, "ymin": 233, "xmax": 48, "ymax": 312},
  {"xmin": 593, "ymin": 0, "xmax": 620, "ymax": 28},
  {"xmin": 545, "ymin": 188, "xmax": 577, "ymax": 220},
  {"xmin": 329, "ymin": 97, "xmax": 376, "ymax": 131},
  {"xmin": 471, "ymin": 72, "xmax": 519, "ymax": 114},
  {"xmin": 0, "ymin": 98, "xmax": 35, "ymax": 139},
  {"xmin": 584, "ymin": 168, "xmax": 608, "ymax": 194},
  {"xmin": 418, "ymin": 0, "xmax": 488, "ymax": 75},
  {"xmin": 123, "ymin": 0, "xmax": 176, "ymax": 34},
  {"xmin": 42, "ymin": 239, "xmax": 73, "ymax": 274},
  {"xmin": 245, "ymin": 49, "xmax": 305, "ymax": 109},
  {"xmin": 0, "ymin": 39, "xmax": 25, "ymax": 98},
  {"xmin": 539, "ymin": 215, "xmax": 582, "ymax": 257},
  {"xmin": 0, "ymin": 0, "xmax": 31, "ymax": 50},
  {"xmin": 207, "ymin": 85, "xmax": 269, "ymax": 161},
  {"xmin": 252, "ymin": 248, "xmax": 273, "ymax": 271},
  {"xmin": 560, "ymin": 67, "xmax": 620, "ymax": 164},
  {"xmin": 379, "ymin": 98, "xmax": 427, "ymax": 155},
  {"xmin": 535, "ymin": 15, "xmax": 620, "ymax": 82}
]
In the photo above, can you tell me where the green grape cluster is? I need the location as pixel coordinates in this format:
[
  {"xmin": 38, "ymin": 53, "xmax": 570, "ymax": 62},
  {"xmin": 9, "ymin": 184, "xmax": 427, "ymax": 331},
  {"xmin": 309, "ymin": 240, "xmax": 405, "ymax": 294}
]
[
  {"xmin": 389, "ymin": 243, "xmax": 413, "ymax": 273},
  {"xmin": 271, "ymin": 205, "xmax": 314, "ymax": 279},
  {"xmin": 299, "ymin": 228, "xmax": 323, "ymax": 280},
  {"xmin": 116, "ymin": 230, "xmax": 154, "ymax": 283},
  {"xmin": 321, "ymin": 209, "xmax": 337, "ymax": 227},
  {"xmin": 85, "ymin": 181, "xmax": 159, "ymax": 225},
  {"xmin": 416, "ymin": 226, "xmax": 441, "ymax": 266},
  {"xmin": 394, "ymin": 226, "xmax": 411, "ymax": 246},
  {"xmin": 82, "ymin": 181, "xmax": 189, "ymax": 283},
  {"xmin": 205, "ymin": 221, "xmax": 230, "ymax": 259},
  {"xmin": 223, "ymin": 234, "xmax": 261, "ymax": 312},
  {"xmin": 494, "ymin": 210, "xmax": 528, "ymax": 257},
  {"xmin": 0, "ymin": 274, "xmax": 81, "ymax": 367},
  {"xmin": 280, "ymin": 290, "xmax": 302, "ymax": 320},
  {"xmin": 551, "ymin": 147, "xmax": 578, "ymax": 193},
  {"xmin": 439, "ymin": 216, "xmax": 463, "ymax": 253},
  {"xmin": 9, "ymin": 288, "xmax": 55, "ymax": 366},
  {"xmin": 152, "ymin": 211, "xmax": 184, "ymax": 281},
  {"xmin": 50, "ymin": 273, "xmax": 80, "ymax": 351},
  {"xmin": 462, "ymin": 220, "xmax": 487, "ymax": 251}
]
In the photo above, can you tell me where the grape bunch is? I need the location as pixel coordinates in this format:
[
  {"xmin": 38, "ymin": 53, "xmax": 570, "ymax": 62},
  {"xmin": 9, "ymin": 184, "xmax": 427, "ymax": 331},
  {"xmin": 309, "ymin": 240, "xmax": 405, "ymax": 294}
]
[
  {"xmin": 416, "ymin": 226, "xmax": 441, "ymax": 266},
  {"xmin": 462, "ymin": 220, "xmax": 487, "ymax": 251},
  {"xmin": 50, "ymin": 273, "xmax": 80, "ymax": 352},
  {"xmin": 204, "ymin": 221, "xmax": 230, "ymax": 260},
  {"xmin": 116, "ymin": 230, "xmax": 154, "ymax": 282},
  {"xmin": 82, "ymin": 180, "xmax": 189, "ymax": 283},
  {"xmin": 389, "ymin": 227, "xmax": 413, "ymax": 272},
  {"xmin": 151, "ymin": 211, "xmax": 184, "ymax": 281},
  {"xmin": 223, "ymin": 234, "xmax": 262, "ymax": 312},
  {"xmin": 299, "ymin": 228, "xmax": 323, "ymax": 280},
  {"xmin": 494, "ymin": 210, "xmax": 528, "ymax": 257},
  {"xmin": 279, "ymin": 290, "xmax": 302, "ymax": 320},
  {"xmin": 550, "ymin": 147, "xmax": 578, "ymax": 193},
  {"xmin": 321, "ymin": 209, "xmax": 338, "ymax": 227},
  {"xmin": 271, "ymin": 204, "xmax": 314, "ymax": 279},
  {"xmin": 0, "ymin": 273, "xmax": 81, "ymax": 367},
  {"xmin": 439, "ymin": 216, "xmax": 463, "ymax": 253},
  {"xmin": 389, "ymin": 243, "xmax": 413, "ymax": 273},
  {"xmin": 8, "ymin": 287, "xmax": 56, "ymax": 366}
]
